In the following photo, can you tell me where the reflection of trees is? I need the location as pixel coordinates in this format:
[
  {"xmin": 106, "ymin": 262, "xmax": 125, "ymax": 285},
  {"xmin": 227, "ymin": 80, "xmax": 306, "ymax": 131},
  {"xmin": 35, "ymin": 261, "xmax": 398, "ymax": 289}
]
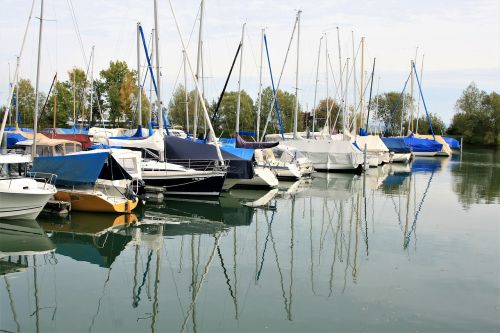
[{"xmin": 450, "ymin": 149, "xmax": 500, "ymax": 209}]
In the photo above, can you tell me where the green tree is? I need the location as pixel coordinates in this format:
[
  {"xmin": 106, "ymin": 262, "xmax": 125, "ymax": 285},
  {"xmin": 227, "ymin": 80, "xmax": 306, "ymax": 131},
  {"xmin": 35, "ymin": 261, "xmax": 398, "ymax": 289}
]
[
  {"xmin": 255, "ymin": 86, "xmax": 304, "ymax": 135},
  {"xmin": 449, "ymin": 83, "xmax": 499, "ymax": 145},
  {"xmin": 413, "ymin": 113, "xmax": 446, "ymax": 136},
  {"xmin": 15, "ymin": 79, "xmax": 36, "ymax": 128},
  {"xmin": 168, "ymin": 86, "xmax": 209, "ymax": 135},
  {"xmin": 372, "ymin": 92, "xmax": 413, "ymax": 136},
  {"xmin": 310, "ymin": 98, "xmax": 342, "ymax": 133},
  {"xmin": 100, "ymin": 61, "xmax": 136, "ymax": 126},
  {"xmin": 217, "ymin": 90, "xmax": 254, "ymax": 136}
]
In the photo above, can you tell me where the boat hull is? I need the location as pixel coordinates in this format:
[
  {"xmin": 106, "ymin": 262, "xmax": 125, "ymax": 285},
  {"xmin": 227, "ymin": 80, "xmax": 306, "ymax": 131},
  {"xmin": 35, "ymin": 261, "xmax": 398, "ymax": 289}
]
[
  {"xmin": 142, "ymin": 171, "xmax": 226, "ymax": 196},
  {"xmin": 223, "ymin": 166, "xmax": 279, "ymax": 190},
  {"xmin": 54, "ymin": 191, "xmax": 138, "ymax": 213},
  {"xmin": 0, "ymin": 191, "xmax": 53, "ymax": 219}
]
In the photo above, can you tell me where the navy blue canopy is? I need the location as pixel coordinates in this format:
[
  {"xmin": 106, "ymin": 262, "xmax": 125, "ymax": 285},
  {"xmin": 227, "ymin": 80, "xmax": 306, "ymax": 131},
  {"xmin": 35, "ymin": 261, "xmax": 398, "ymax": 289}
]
[
  {"xmin": 444, "ymin": 137, "xmax": 460, "ymax": 149},
  {"xmin": 235, "ymin": 134, "xmax": 279, "ymax": 149},
  {"xmin": 404, "ymin": 135, "xmax": 442, "ymax": 153},
  {"xmin": 381, "ymin": 137, "xmax": 412, "ymax": 153},
  {"xmin": 164, "ymin": 136, "xmax": 254, "ymax": 179},
  {"xmin": 32, "ymin": 152, "xmax": 131, "ymax": 187}
]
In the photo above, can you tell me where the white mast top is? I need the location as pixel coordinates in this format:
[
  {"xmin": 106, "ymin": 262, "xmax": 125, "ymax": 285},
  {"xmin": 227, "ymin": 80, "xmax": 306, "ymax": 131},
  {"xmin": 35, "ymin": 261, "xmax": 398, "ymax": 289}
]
[
  {"xmin": 193, "ymin": 0, "xmax": 204, "ymax": 140},
  {"xmin": 136, "ymin": 24, "xmax": 142, "ymax": 127}
]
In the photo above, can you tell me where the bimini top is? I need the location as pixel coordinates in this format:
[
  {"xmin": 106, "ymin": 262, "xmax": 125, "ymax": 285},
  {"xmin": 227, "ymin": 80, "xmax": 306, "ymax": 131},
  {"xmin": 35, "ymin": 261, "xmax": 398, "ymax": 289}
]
[
  {"xmin": 381, "ymin": 137, "xmax": 412, "ymax": 154},
  {"xmin": 164, "ymin": 136, "xmax": 254, "ymax": 179},
  {"xmin": 32, "ymin": 151, "xmax": 131, "ymax": 187}
]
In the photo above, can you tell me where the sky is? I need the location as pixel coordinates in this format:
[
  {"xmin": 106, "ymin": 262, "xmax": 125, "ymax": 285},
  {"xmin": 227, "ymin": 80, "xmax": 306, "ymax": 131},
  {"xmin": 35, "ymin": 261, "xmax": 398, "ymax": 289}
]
[{"xmin": 1, "ymin": 0, "xmax": 499, "ymax": 125}]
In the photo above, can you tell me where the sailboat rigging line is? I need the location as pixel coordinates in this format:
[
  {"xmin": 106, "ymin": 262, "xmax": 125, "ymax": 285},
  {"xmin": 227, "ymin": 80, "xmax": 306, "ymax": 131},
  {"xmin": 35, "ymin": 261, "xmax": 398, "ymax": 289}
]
[
  {"xmin": 388, "ymin": 71, "xmax": 412, "ymax": 134},
  {"xmin": 0, "ymin": 0, "xmax": 36, "ymax": 146},
  {"xmin": 365, "ymin": 58, "xmax": 376, "ymax": 131},
  {"xmin": 263, "ymin": 33, "xmax": 285, "ymax": 139},
  {"xmin": 217, "ymin": 245, "xmax": 236, "ymax": 303},
  {"xmin": 404, "ymin": 171, "xmax": 435, "ymax": 249},
  {"xmin": 208, "ymin": 42, "xmax": 242, "ymax": 135},
  {"xmin": 38, "ymin": 73, "xmax": 57, "ymax": 122},
  {"xmin": 133, "ymin": 249, "xmax": 154, "ymax": 308},
  {"xmin": 139, "ymin": 25, "xmax": 158, "ymax": 98},
  {"xmin": 88, "ymin": 266, "xmax": 112, "ymax": 333},
  {"xmin": 260, "ymin": 16, "xmax": 298, "ymax": 141},
  {"xmin": 412, "ymin": 62, "xmax": 435, "ymax": 139},
  {"xmin": 66, "ymin": 0, "xmax": 87, "ymax": 64}
]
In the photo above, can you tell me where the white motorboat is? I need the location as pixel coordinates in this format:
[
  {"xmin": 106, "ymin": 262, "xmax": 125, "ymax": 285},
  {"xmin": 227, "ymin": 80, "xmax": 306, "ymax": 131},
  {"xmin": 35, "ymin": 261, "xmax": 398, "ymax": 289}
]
[
  {"xmin": 0, "ymin": 154, "xmax": 57, "ymax": 219},
  {"xmin": 254, "ymin": 149, "xmax": 302, "ymax": 180}
]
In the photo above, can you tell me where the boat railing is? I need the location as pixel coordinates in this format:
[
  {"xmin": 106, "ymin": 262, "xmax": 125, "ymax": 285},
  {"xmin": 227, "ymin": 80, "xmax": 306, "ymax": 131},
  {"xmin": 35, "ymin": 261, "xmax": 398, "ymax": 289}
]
[
  {"xmin": 165, "ymin": 159, "xmax": 229, "ymax": 173},
  {"xmin": 26, "ymin": 171, "xmax": 58, "ymax": 189}
]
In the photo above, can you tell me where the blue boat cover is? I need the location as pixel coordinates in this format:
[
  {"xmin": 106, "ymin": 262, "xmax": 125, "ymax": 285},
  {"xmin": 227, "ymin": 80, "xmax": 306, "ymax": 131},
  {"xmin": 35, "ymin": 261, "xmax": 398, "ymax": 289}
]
[
  {"xmin": 219, "ymin": 137, "xmax": 236, "ymax": 145},
  {"xmin": 220, "ymin": 144, "xmax": 255, "ymax": 160},
  {"xmin": 164, "ymin": 136, "xmax": 254, "ymax": 179},
  {"xmin": 381, "ymin": 137, "xmax": 412, "ymax": 153},
  {"xmin": 444, "ymin": 137, "xmax": 460, "ymax": 149},
  {"xmin": 358, "ymin": 128, "xmax": 369, "ymax": 136},
  {"xmin": 6, "ymin": 133, "xmax": 27, "ymax": 148},
  {"xmin": 5, "ymin": 127, "xmax": 34, "ymax": 133},
  {"xmin": 32, "ymin": 152, "xmax": 131, "ymax": 187},
  {"xmin": 404, "ymin": 134, "xmax": 442, "ymax": 153}
]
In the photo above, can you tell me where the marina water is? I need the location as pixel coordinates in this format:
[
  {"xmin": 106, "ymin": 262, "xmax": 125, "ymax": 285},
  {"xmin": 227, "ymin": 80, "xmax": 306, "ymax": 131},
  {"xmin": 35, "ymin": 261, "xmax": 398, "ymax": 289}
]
[{"xmin": 1, "ymin": 147, "xmax": 498, "ymax": 332}]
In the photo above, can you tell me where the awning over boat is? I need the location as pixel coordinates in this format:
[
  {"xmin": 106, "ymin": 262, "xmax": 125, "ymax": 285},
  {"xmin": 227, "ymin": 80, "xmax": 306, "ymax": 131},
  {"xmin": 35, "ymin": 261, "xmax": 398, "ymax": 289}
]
[
  {"xmin": 403, "ymin": 134, "xmax": 442, "ymax": 153},
  {"xmin": 6, "ymin": 133, "xmax": 28, "ymax": 148},
  {"xmin": 32, "ymin": 151, "xmax": 131, "ymax": 187},
  {"xmin": 443, "ymin": 137, "xmax": 461, "ymax": 149},
  {"xmin": 41, "ymin": 132, "xmax": 93, "ymax": 150},
  {"xmin": 381, "ymin": 137, "xmax": 412, "ymax": 153},
  {"xmin": 164, "ymin": 136, "xmax": 254, "ymax": 179}
]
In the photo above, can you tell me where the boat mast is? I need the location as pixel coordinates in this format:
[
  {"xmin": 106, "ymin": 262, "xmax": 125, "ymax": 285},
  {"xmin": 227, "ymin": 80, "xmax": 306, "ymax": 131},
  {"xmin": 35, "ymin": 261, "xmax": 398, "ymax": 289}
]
[
  {"xmin": 235, "ymin": 22, "xmax": 245, "ymax": 136},
  {"xmin": 53, "ymin": 73, "xmax": 57, "ymax": 135},
  {"xmin": 153, "ymin": 0, "xmax": 165, "ymax": 161},
  {"xmin": 336, "ymin": 27, "xmax": 346, "ymax": 137},
  {"xmin": 183, "ymin": 50, "xmax": 189, "ymax": 136},
  {"xmin": 136, "ymin": 23, "xmax": 142, "ymax": 128},
  {"xmin": 256, "ymin": 28, "xmax": 265, "ymax": 140},
  {"xmin": 359, "ymin": 37, "xmax": 365, "ymax": 133},
  {"xmin": 415, "ymin": 54, "xmax": 424, "ymax": 134},
  {"xmin": 365, "ymin": 58, "xmax": 376, "ymax": 131},
  {"xmin": 15, "ymin": 57, "xmax": 20, "ymax": 129},
  {"xmin": 312, "ymin": 35, "xmax": 322, "ymax": 136},
  {"xmin": 89, "ymin": 46, "xmax": 95, "ymax": 127},
  {"xmin": 351, "ymin": 31, "xmax": 357, "ymax": 120},
  {"xmin": 32, "ymin": 0, "xmax": 45, "ymax": 159},
  {"xmin": 293, "ymin": 10, "xmax": 301, "ymax": 138},
  {"xmin": 325, "ymin": 34, "xmax": 329, "ymax": 132},
  {"xmin": 193, "ymin": 0, "xmax": 204, "ymax": 140}
]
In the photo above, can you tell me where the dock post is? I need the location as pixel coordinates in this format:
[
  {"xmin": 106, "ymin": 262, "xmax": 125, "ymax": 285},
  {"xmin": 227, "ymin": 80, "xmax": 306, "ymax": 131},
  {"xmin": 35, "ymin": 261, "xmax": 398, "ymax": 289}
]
[{"xmin": 460, "ymin": 137, "xmax": 463, "ymax": 154}]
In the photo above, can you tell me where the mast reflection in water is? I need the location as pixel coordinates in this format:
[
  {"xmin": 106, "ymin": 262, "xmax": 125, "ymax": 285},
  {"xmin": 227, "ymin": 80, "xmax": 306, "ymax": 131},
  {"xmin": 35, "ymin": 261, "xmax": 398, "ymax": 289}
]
[{"xmin": 0, "ymin": 151, "xmax": 498, "ymax": 332}]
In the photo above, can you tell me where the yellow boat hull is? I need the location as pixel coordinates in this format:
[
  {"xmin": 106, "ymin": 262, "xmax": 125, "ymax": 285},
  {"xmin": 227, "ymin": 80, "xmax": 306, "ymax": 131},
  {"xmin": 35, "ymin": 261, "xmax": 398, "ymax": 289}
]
[{"xmin": 55, "ymin": 191, "xmax": 139, "ymax": 213}]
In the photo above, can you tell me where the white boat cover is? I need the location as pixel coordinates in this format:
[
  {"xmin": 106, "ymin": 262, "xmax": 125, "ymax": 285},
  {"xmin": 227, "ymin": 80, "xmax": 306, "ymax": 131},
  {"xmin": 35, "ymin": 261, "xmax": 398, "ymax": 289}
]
[{"xmin": 99, "ymin": 130, "xmax": 165, "ymax": 156}]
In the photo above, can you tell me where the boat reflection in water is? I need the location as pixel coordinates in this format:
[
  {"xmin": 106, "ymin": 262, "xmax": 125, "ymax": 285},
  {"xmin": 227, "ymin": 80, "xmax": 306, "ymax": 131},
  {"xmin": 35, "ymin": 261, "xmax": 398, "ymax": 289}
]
[
  {"xmin": 38, "ymin": 213, "xmax": 136, "ymax": 267},
  {"xmin": 0, "ymin": 220, "xmax": 56, "ymax": 333}
]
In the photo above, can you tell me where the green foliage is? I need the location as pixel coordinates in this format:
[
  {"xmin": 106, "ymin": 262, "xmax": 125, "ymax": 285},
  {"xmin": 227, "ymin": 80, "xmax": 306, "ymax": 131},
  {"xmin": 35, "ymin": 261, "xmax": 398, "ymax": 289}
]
[
  {"xmin": 217, "ymin": 90, "xmax": 254, "ymax": 136},
  {"xmin": 168, "ymin": 86, "xmax": 209, "ymax": 136},
  {"xmin": 100, "ymin": 61, "xmax": 136, "ymax": 126},
  {"xmin": 449, "ymin": 83, "xmax": 499, "ymax": 145},
  {"xmin": 413, "ymin": 113, "xmax": 446, "ymax": 136},
  {"xmin": 15, "ymin": 79, "xmax": 36, "ymax": 127},
  {"xmin": 310, "ymin": 98, "xmax": 342, "ymax": 132},
  {"xmin": 255, "ymin": 86, "xmax": 303, "ymax": 135},
  {"xmin": 372, "ymin": 92, "xmax": 414, "ymax": 136}
]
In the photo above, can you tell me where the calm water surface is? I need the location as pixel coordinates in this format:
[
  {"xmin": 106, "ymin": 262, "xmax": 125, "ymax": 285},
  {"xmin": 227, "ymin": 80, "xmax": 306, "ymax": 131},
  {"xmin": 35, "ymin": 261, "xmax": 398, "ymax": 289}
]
[{"xmin": 1, "ymin": 147, "xmax": 499, "ymax": 332}]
